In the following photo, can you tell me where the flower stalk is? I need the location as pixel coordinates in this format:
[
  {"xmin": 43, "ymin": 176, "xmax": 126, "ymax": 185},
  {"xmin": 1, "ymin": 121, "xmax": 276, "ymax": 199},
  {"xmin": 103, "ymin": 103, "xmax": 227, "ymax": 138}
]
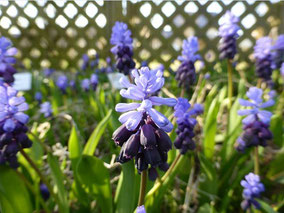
[{"xmin": 138, "ymin": 170, "xmax": 147, "ymax": 206}]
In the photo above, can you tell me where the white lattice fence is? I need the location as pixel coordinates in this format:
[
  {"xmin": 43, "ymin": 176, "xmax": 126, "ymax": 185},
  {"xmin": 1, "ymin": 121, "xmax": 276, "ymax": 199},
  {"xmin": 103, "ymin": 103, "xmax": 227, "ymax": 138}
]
[{"xmin": 0, "ymin": 0, "xmax": 283, "ymax": 71}]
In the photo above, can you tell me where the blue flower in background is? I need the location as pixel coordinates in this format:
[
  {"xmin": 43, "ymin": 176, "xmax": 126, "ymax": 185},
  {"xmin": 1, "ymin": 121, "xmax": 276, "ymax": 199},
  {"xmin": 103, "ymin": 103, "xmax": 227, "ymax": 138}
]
[
  {"xmin": 241, "ymin": 173, "xmax": 265, "ymax": 210},
  {"xmin": 113, "ymin": 67, "xmax": 176, "ymax": 180},
  {"xmin": 272, "ymin": 34, "xmax": 284, "ymax": 69},
  {"xmin": 111, "ymin": 22, "xmax": 135, "ymax": 75},
  {"xmin": 90, "ymin": 74, "xmax": 98, "ymax": 90},
  {"xmin": 0, "ymin": 83, "xmax": 31, "ymax": 168},
  {"xmin": 176, "ymin": 37, "xmax": 200, "ymax": 89},
  {"xmin": 81, "ymin": 78, "xmax": 90, "ymax": 91},
  {"xmin": 174, "ymin": 98, "xmax": 203, "ymax": 154},
  {"xmin": 56, "ymin": 75, "xmax": 69, "ymax": 93},
  {"xmin": 238, "ymin": 87, "xmax": 274, "ymax": 125},
  {"xmin": 40, "ymin": 102, "xmax": 53, "ymax": 118},
  {"xmin": 218, "ymin": 11, "xmax": 240, "ymax": 60},
  {"xmin": 35, "ymin": 92, "xmax": 42, "ymax": 103},
  {"xmin": 136, "ymin": 205, "xmax": 146, "ymax": 213},
  {"xmin": 254, "ymin": 37, "xmax": 274, "ymax": 83},
  {"xmin": 178, "ymin": 37, "xmax": 201, "ymax": 62},
  {"xmin": 236, "ymin": 87, "xmax": 274, "ymax": 152},
  {"xmin": 43, "ymin": 68, "xmax": 54, "ymax": 77},
  {"xmin": 40, "ymin": 183, "xmax": 50, "ymax": 201},
  {"xmin": 0, "ymin": 37, "xmax": 17, "ymax": 84},
  {"xmin": 110, "ymin": 22, "xmax": 133, "ymax": 50},
  {"xmin": 69, "ymin": 80, "xmax": 76, "ymax": 90}
]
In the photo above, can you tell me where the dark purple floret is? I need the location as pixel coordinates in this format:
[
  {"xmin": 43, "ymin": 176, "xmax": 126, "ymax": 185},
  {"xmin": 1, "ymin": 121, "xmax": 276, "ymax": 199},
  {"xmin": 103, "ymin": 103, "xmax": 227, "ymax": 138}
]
[
  {"xmin": 40, "ymin": 183, "xmax": 50, "ymax": 201},
  {"xmin": 241, "ymin": 173, "xmax": 265, "ymax": 210},
  {"xmin": 114, "ymin": 114, "xmax": 171, "ymax": 180},
  {"xmin": 218, "ymin": 11, "xmax": 240, "ymax": 60},
  {"xmin": 175, "ymin": 60, "xmax": 196, "ymax": 89}
]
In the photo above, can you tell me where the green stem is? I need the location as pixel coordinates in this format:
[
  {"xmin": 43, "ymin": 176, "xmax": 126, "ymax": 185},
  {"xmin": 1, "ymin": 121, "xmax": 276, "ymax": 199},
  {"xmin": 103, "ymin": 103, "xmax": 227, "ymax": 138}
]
[
  {"xmin": 20, "ymin": 149, "xmax": 59, "ymax": 205},
  {"xmin": 254, "ymin": 147, "xmax": 259, "ymax": 175},
  {"xmin": 15, "ymin": 170, "xmax": 50, "ymax": 213},
  {"xmin": 162, "ymin": 153, "xmax": 181, "ymax": 182},
  {"xmin": 138, "ymin": 170, "xmax": 147, "ymax": 206},
  {"xmin": 226, "ymin": 59, "xmax": 233, "ymax": 135},
  {"xmin": 182, "ymin": 155, "xmax": 195, "ymax": 213},
  {"xmin": 227, "ymin": 59, "xmax": 233, "ymax": 111}
]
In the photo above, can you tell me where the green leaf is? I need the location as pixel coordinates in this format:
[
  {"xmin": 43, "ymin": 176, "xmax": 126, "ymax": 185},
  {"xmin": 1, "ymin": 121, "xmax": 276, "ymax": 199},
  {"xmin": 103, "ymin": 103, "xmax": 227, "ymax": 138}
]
[
  {"xmin": 69, "ymin": 125, "xmax": 82, "ymax": 165},
  {"xmin": 0, "ymin": 166, "xmax": 33, "ymax": 213},
  {"xmin": 115, "ymin": 161, "xmax": 137, "ymax": 213},
  {"xmin": 77, "ymin": 155, "xmax": 113, "ymax": 213},
  {"xmin": 47, "ymin": 154, "xmax": 69, "ymax": 213},
  {"xmin": 257, "ymin": 200, "xmax": 278, "ymax": 213},
  {"xmin": 204, "ymin": 87, "xmax": 226, "ymax": 159},
  {"xmin": 270, "ymin": 114, "xmax": 283, "ymax": 147},
  {"xmin": 83, "ymin": 109, "xmax": 113, "ymax": 156}
]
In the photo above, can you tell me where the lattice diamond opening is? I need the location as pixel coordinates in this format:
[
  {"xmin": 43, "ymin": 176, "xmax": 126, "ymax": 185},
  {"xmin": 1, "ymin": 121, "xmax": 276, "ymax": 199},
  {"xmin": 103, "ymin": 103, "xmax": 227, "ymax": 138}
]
[{"xmin": 161, "ymin": 2, "xmax": 176, "ymax": 17}]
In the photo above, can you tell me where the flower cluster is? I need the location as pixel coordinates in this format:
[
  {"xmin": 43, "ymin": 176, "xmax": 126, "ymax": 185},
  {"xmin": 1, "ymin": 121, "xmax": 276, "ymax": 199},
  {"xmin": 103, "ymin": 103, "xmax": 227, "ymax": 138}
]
[
  {"xmin": 0, "ymin": 37, "xmax": 18, "ymax": 84},
  {"xmin": 174, "ymin": 98, "xmax": 203, "ymax": 154},
  {"xmin": 43, "ymin": 68, "xmax": 54, "ymax": 77},
  {"xmin": 81, "ymin": 54, "xmax": 99, "ymax": 71},
  {"xmin": 111, "ymin": 22, "xmax": 135, "ymax": 75},
  {"xmin": 241, "ymin": 173, "xmax": 265, "ymax": 210},
  {"xmin": 0, "ymin": 83, "xmax": 31, "ymax": 168},
  {"xmin": 35, "ymin": 92, "xmax": 42, "ymax": 103},
  {"xmin": 56, "ymin": 75, "xmax": 69, "ymax": 93},
  {"xmin": 40, "ymin": 102, "xmax": 53, "ymax": 118},
  {"xmin": 218, "ymin": 11, "xmax": 240, "ymax": 60},
  {"xmin": 81, "ymin": 74, "xmax": 98, "ymax": 91},
  {"xmin": 112, "ymin": 67, "xmax": 177, "ymax": 180},
  {"xmin": 176, "ymin": 36, "xmax": 201, "ymax": 89},
  {"xmin": 272, "ymin": 34, "xmax": 284, "ymax": 69},
  {"xmin": 236, "ymin": 87, "xmax": 274, "ymax": 152},
  {"xmin": 254, "ymin": 37, "xmax": 274, "ymax": 83}
]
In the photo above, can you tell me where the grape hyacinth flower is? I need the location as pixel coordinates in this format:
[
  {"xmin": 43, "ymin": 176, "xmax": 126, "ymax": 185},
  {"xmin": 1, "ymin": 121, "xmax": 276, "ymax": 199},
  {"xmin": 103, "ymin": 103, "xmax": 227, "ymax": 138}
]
[
  {"xmin": 40, "ymin": 183, "xmax": 50, "ymax": 201},
  {"xmin": 218, "ymin": 11, "xmax": 240, "ymax": 60},
  {"xmin": 112, "ymin": 67, "xmax": 177, "ymax": 181},
  {"xmin": 236, "ymin": 87, "xmax": 274, "ymax": 152},
  {"xmin": 56, "ymin": 75, "xmax": 68, "ymax": 93},
  {"xmin": 43, "ymin": 68, "xmax": 54, "ymax": 77},
  {"xmin": 35, "ymin": 92, "xmax": 42, "ymax": 103},
  {"xmin": 241, "ymin": 173, "xmax": 265, "ymax": 210},
  {"xmin": 69, "ymin": 80, "xmax": 76, "ymax": 90},
  {"xmin": 90, "ymin": 74, "xmax": 98, "ymax": 90},
  {"xmin": 0, "ymin": 83, "xmax": 31, "ymax": 168},
  {"xmin": 40, "ymin": 102, "xmax": 53, "ymax": 118},
  {"xmin": 272, "ymin": 34, "xmax": 284, "ymax": 69},
  {"xmin": 254, "ymin": 37, "xmax": 274, "ymax": 83},
  {"xmin": 137, "ymin": 205, "xmax": 146, "ymax": 213},
  {"xmin": 176, "ymin": 36, "xmax": 201, "ymax": 89},
  {"xmin": 81, "ymin": 79, "xmax": 91, "ymax": 91},
  {"xmin": 81, "ymin": 54, "xmax": 99, "ymax": 71},
  {"xmin": 111, "ymin": 22, "xmax": 135, "ymax": 75},
  {"xmin": 281, "ymin": 63, "xmax": 284, "ymax": 79},
  {"xmin": 0, "ymin": 37, "xmax": 18, "ymax": 84},
  {"xmin": 174, "ymin": 98, "xmax": 203, "ymax": 154}
]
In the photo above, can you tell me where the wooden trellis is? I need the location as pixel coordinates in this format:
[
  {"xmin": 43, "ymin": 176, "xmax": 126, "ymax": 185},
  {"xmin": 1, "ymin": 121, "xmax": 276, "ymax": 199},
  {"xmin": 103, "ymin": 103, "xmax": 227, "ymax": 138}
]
[{"xmin": 0, "ymin": 0, "xmax": 283, "ymax": 71}]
